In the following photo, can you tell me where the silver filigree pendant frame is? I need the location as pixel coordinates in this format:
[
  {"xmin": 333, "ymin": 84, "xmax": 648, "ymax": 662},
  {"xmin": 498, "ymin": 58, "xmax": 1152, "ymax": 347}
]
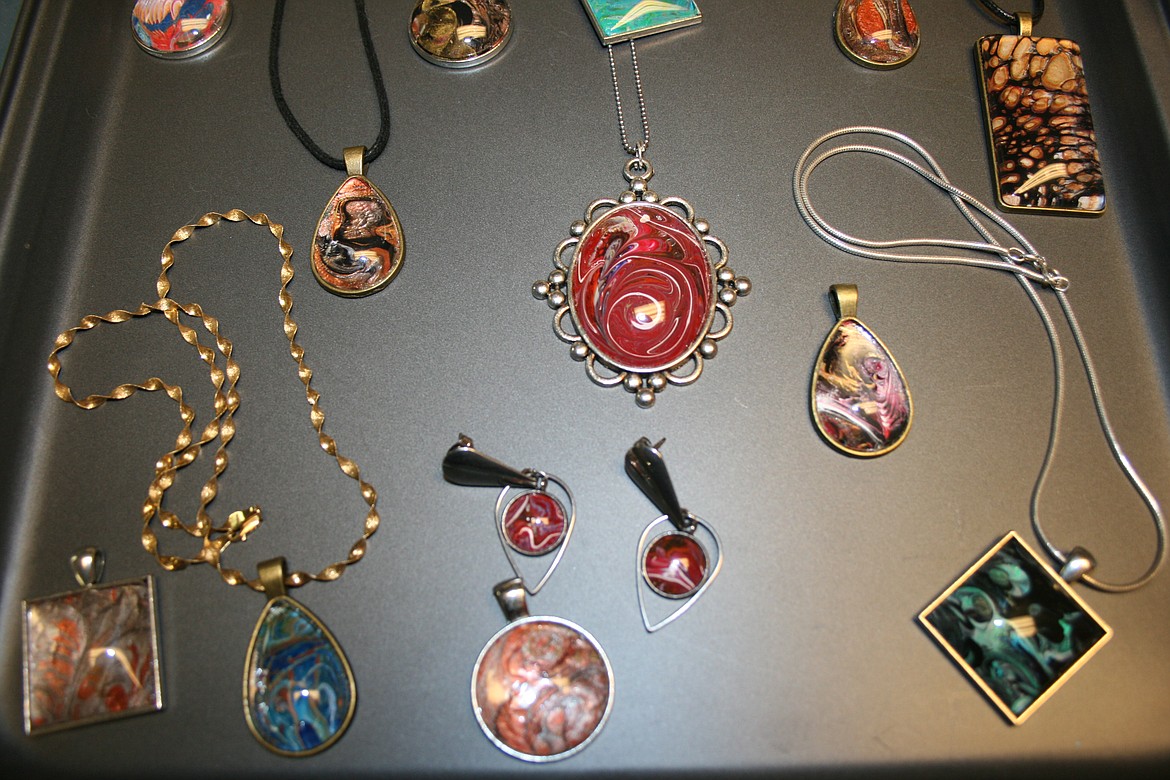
[{"xmin": 533, "ymin": 160, "xmax": 751, "ymax": 408}]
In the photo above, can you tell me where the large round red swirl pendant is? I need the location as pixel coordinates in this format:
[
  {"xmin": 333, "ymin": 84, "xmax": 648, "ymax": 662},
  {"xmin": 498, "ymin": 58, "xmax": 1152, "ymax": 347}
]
[{"xmin": 569, "ymin": 203, "xmax": 714, "ymax": 373}]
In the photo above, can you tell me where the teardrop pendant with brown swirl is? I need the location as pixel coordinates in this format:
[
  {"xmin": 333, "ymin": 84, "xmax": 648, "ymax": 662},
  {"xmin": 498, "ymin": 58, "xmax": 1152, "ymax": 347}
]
[{"xmin": 311, "ymin": 147, "xmax": 404, "ymax": 297}]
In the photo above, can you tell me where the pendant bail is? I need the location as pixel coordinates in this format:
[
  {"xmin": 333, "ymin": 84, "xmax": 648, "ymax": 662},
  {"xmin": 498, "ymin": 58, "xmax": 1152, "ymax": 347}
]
[
  {"xmin": 1060, "ymin": 547, "xmax": 1096, "ymax": 583},
  {"xmin": 493, "ymin": 578, "xmax": 530, "ymax": 622},
  {"xmin": 442, "ymin": 435, "xmax": 540, "ymax": 489},
  {"xmin": 622, "ymin": 156, "xmax": 654, "ymax": 184},
  {"xmin": 70, "ymin": 547, "xmax": 104, "ymax": 588},
  {"xmin": 258, "ymin": 557, "xmax": 288, "ymax": 601},
  {"xmin": 625, "ymin": 437, "xmax": 694, "ymax": 533},
  {"xmin": 830, "ymin": 284, "xmax": 859, "ymax": 320},
  {"xmin": 343, "ymin": 146, "xmax": 366, "ymax": 177},
  {"xmin": 1016, "ymin": 11, "xmax": 1032, "ymax": 37}
]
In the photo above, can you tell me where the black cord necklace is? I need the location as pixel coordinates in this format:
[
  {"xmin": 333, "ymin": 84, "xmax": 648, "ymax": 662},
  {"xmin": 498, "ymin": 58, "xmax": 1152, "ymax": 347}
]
[
  {"xmin": 268, "ymin": 0, "xmax": 405, "ymax": 297},
  {"xmin": 269, "ymin": 0, "xmax": 390, "ymax": 170},
  {"xmin": 975, "ymin": 0, "xmax": 1045, "ymax": 28}
]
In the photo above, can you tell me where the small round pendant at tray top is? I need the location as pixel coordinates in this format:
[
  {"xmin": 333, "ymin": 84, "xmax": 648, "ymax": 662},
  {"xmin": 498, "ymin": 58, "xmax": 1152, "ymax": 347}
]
[
  {"xmin": 834, "ymin": 0, "xmax": 920, "ymax": 69},
  {"xmin": 132, "ymin": 0, "xmax": 232, "ymax": 59},
  {"xmin": 410, "ymin": 0, "xmax": 513, "ymax": 68}
]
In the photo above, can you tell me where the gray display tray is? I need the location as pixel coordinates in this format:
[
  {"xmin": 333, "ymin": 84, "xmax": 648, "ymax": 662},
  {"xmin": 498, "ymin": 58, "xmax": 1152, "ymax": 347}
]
[{"xmin": 2, "ymin": 0, "xmax": 1169, "ymax": 776}]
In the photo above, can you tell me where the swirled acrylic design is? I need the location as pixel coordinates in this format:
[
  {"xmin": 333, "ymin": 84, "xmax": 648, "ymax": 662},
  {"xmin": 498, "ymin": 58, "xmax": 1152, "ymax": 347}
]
[
  {"xmin": 410, "ymin": 0, "xmax": 512, "ymax": 68},
  {"xmin": 919, "ymin": 532, "xmax": 1112, "ymax": 724},
  {"xmin": 313, "ymin": 176, "xmax": 403, "ymax": 296},
  {"xmin": 570, "ymin": 202, "xmax": 714, "ymax": 373},
  {"xmin": 813, "ymin": 317, "xmax": 911, "ymax": 456},
  {"xmin": 636, "ymin": 514, "xmax": 722, "ymax": 632},
  {"xmin": 581, "ymin": 0, "xmax": 702, "ymax": 44},
  {"xmin": 22, "ymin": 578, "xmax": 163, "ymax": 735},
  {"xmin": 977, "ymin": 35, "xmax": 1105, "ymax": 213},
  {"xmin": 502, "ymin": 491, "xmax": 567, "ymax": 556},
  {"xmin": 536, "ymin": 190, "xmax": 748, "ymax": 407},
  {"xmin": 244, "ymin": 596, "xmax": 356, "ymax": 756},
  {"xmin": 472, "ymin": 617, "xmax": 613, "ymax": 762},
  {"xmin": 834, "ymin": 0, "xmax": 919, "ymax": 69},
  {"xmin": 643, "ymin": 532, "xmax": 708, "ymax": 598}
]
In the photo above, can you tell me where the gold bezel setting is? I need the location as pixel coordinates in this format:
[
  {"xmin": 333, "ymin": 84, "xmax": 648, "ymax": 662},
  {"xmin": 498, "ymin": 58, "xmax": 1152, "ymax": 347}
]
[{"xmin": 919, "ymin": 531, "xmax": 1113, "ymax": 725}]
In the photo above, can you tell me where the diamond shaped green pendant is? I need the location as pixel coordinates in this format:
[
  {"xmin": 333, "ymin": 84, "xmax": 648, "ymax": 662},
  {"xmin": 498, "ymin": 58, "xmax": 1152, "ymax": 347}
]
[{"xmin": 919, "ymin": 532, "xmax": 1112, "ymax": 724}]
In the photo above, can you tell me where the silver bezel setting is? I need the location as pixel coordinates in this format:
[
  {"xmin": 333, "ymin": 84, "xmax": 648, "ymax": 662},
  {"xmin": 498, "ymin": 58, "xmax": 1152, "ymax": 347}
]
[
  {"xmin": 471, "ymin": 615, "xmax": 614, "ymax": 762},
  {"xmin": 408, "ymin": 1, "xmax": 513, "ymax": 69},
  {"xmin": 22, "ymin": 575, "xmax": 164, "ymax": 735},
  {"xmin": 131, "ymin": 1, "xmax": 232, "ymax": 60}
]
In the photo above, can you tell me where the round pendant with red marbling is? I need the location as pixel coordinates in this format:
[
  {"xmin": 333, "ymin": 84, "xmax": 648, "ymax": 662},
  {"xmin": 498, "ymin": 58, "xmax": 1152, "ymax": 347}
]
[
  {"xmin": 642, "ymin": 532, "xmax": 708, "ymax": 598},
  {"xmin": 472, "ymin": 617, "xmax": 613, "ymax": 761},
  {"xmin": 569, "ymin": 202, "xmax": 714, "ymax": 373},
  {"xmin": 501, "ymin": 491, "xmax": 567, "ymax": 556}
]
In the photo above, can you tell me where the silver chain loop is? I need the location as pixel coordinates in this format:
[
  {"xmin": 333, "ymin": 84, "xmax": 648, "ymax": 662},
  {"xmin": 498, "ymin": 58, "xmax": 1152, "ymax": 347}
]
[{"xmin": 794, "ymin": 126, "xmax": 1165, "ymax": 593}]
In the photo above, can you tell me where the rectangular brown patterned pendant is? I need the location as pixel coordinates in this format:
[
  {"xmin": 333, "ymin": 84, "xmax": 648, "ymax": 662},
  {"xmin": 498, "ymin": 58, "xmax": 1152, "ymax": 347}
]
[
  {"xmin": 976, "ymin": 35, "xmax": 1105, "ymax": 215},
  {"xmin": 919, "ymin": 532, "xmax": 1111, "ymax": 725},
  {"xmin": 22, "ymin": 576, "xmax": 163, "ymax": 735}
]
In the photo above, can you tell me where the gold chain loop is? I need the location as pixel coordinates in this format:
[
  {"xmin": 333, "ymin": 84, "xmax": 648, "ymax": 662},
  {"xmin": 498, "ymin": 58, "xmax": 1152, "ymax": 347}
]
[{"xmin": 47, "ymin": 209, "xmax": 380, "ymax": 592}]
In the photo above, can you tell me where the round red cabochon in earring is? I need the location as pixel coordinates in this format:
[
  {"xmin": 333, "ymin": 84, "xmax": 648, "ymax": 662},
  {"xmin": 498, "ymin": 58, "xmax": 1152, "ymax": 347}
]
[
  {"xmin": 502, "ymin": 492, "xmax": 567, "ymax": 556},
  {"xmin": 643, "ymin": 533, "xmax": 707, "ymax": 598}
]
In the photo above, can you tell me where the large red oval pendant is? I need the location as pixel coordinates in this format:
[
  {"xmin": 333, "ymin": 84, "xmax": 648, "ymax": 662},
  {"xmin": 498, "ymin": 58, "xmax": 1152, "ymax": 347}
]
[{"xmin": 569, "ymin": 202, "xmax": 714, "ymax": 373}]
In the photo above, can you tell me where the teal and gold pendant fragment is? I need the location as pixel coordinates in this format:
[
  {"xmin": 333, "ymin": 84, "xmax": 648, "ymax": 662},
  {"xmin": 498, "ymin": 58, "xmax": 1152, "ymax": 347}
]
[
  {"xmin": 812, "ymin": 285, "xmax": 911, "ymax": 457},
  {"xmin": 243, "ymin": 558, "xmax": 356, "ymax": 756},
  {"xmin": 919, "ymin": 532, "xmax": 1112, "ymax": 725},
  {"xmin": 580, "ymin": 0, "xmax": 702, "ymax": 44}
]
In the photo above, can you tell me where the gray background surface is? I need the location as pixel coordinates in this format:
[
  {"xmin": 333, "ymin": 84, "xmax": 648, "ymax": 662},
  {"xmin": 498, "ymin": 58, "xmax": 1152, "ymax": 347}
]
[{"xmin": 1, "ymin": 0, "xmax": 1169, "ymax": 776}]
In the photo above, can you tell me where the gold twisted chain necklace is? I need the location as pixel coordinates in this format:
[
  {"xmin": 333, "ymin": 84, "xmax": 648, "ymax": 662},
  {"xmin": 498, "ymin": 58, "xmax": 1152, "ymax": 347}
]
[{"xmin": 47, "ymin": 210, "xmax": 377, "ymax": 756}]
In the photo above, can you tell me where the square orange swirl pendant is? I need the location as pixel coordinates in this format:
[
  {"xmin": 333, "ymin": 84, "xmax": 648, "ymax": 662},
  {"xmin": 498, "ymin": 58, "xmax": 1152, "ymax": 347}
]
[{"xmin": 22, "ymin": 574, "xmax": 163, "ymax": 735}]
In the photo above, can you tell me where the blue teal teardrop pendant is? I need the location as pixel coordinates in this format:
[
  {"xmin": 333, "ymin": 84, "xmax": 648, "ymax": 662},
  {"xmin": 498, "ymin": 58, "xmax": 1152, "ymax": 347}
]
[{"xmin": 243, "ymin": 558, "xmax": 356, "ymax": 756}]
